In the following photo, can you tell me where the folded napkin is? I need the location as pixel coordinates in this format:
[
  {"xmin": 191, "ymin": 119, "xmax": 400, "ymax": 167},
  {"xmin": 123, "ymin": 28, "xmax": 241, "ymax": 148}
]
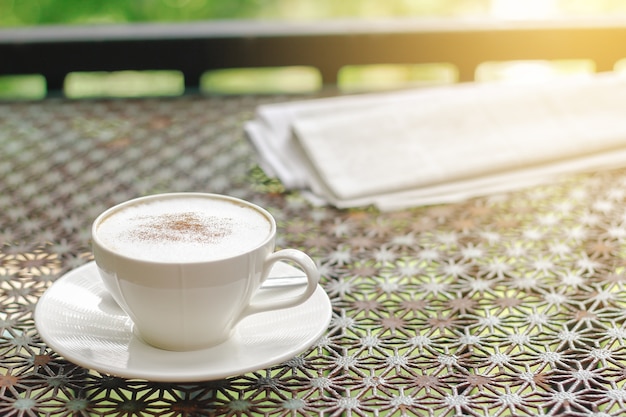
[{"xmin": 245, "ymin": 72, "xmax": 626, "ymax": 210}]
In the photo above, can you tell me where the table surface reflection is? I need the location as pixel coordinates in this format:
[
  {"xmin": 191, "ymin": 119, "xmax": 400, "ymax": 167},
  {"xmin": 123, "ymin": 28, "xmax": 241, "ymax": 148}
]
[{"xmin": 2, "ymin": 94, "xmax": 626, "ymax": 417}]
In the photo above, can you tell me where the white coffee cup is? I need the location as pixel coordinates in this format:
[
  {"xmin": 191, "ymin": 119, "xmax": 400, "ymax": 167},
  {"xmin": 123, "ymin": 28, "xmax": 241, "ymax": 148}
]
[{"xmin": 91, "ymin": 192, "xmax": 320, "ymax": 351}]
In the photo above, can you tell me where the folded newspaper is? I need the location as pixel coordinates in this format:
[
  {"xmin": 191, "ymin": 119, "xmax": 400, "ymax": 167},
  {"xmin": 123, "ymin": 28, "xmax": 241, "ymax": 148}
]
[{"xmin": 245, "ymin": 72, "xmax": 626, "ymax": 210}]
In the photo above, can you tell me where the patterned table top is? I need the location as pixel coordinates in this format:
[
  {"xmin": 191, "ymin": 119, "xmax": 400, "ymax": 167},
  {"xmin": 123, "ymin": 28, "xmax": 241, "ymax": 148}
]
[{"xmin": 2, "ymin": 94, "xmax": 626, "ymax": 417}]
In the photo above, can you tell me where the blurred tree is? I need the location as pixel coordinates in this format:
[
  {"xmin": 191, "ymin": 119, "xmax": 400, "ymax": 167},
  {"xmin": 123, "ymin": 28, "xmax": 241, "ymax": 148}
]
[
  {"xmin": 3, "ymin": 0, "xmax": 625, "ymax": 27},
  {"xmin": 0, "ymin": 0, "xmax": 266, "ymax": 27},
  {"xmin": 0, "ymin": 0, "xmax": 494, "ymax": 28}
]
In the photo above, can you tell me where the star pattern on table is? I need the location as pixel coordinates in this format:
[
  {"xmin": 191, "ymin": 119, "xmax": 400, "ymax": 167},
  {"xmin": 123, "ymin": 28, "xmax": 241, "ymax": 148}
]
[{"xmin": 3, "ymin": 95, "xmax": 626, "ymax": 416}]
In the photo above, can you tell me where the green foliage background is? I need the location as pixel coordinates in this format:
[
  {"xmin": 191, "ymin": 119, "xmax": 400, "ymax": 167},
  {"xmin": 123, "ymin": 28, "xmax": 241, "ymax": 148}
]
[
  {"xmin": 3, "ymin": 0, "xmax": 626, "ymax": 28},
  {"xmin": 0, "ymin": 0, "xmax": 490, "ymax": 27}
]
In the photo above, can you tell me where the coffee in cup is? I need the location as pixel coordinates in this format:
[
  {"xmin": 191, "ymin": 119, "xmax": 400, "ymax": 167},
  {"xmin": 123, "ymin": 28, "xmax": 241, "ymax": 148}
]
[{"xmin": 96, "ymin": 195, "xmax": 272, "ymax": 263}]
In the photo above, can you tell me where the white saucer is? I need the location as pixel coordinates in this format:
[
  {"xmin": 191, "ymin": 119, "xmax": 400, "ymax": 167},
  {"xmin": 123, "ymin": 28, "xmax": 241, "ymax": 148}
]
[{"xmin": 35, "ymin": 261, "xmax": 331, "ymax": 382}]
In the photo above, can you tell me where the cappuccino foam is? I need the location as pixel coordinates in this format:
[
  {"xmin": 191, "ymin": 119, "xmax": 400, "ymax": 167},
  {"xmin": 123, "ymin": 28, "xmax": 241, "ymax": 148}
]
[{"xmin": 96, "ymin": 197, "xmax": 272, "ymax": 262}]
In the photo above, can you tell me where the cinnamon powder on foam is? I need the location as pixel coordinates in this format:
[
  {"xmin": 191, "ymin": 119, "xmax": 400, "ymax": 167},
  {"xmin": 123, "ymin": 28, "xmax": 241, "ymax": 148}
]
[{"xmin": 127, "ymin": 212, "xmax": 233, "ymax": 244}]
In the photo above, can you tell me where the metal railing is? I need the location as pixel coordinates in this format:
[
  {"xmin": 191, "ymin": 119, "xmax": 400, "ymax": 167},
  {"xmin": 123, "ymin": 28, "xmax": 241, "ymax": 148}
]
[{"xmin": 2, "ymin": 18, "xmax": 626, "ymax": 95}]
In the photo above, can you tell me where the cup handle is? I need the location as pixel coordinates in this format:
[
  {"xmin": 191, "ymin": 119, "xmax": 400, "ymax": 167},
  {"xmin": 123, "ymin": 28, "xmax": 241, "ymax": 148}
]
[{"xmin": 239, "ymin": 249, "xmax": 319, "ymax": 319}]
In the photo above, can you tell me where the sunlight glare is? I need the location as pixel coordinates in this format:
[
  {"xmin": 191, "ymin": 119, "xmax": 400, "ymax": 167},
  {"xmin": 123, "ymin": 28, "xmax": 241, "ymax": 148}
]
[
  {"xmin": 490, "ymin": 0, "xmax": 558, "ymax": 19},
  {"xmin": 476, "ymin": 60, "xmax": 595, "ymax": 84}
]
